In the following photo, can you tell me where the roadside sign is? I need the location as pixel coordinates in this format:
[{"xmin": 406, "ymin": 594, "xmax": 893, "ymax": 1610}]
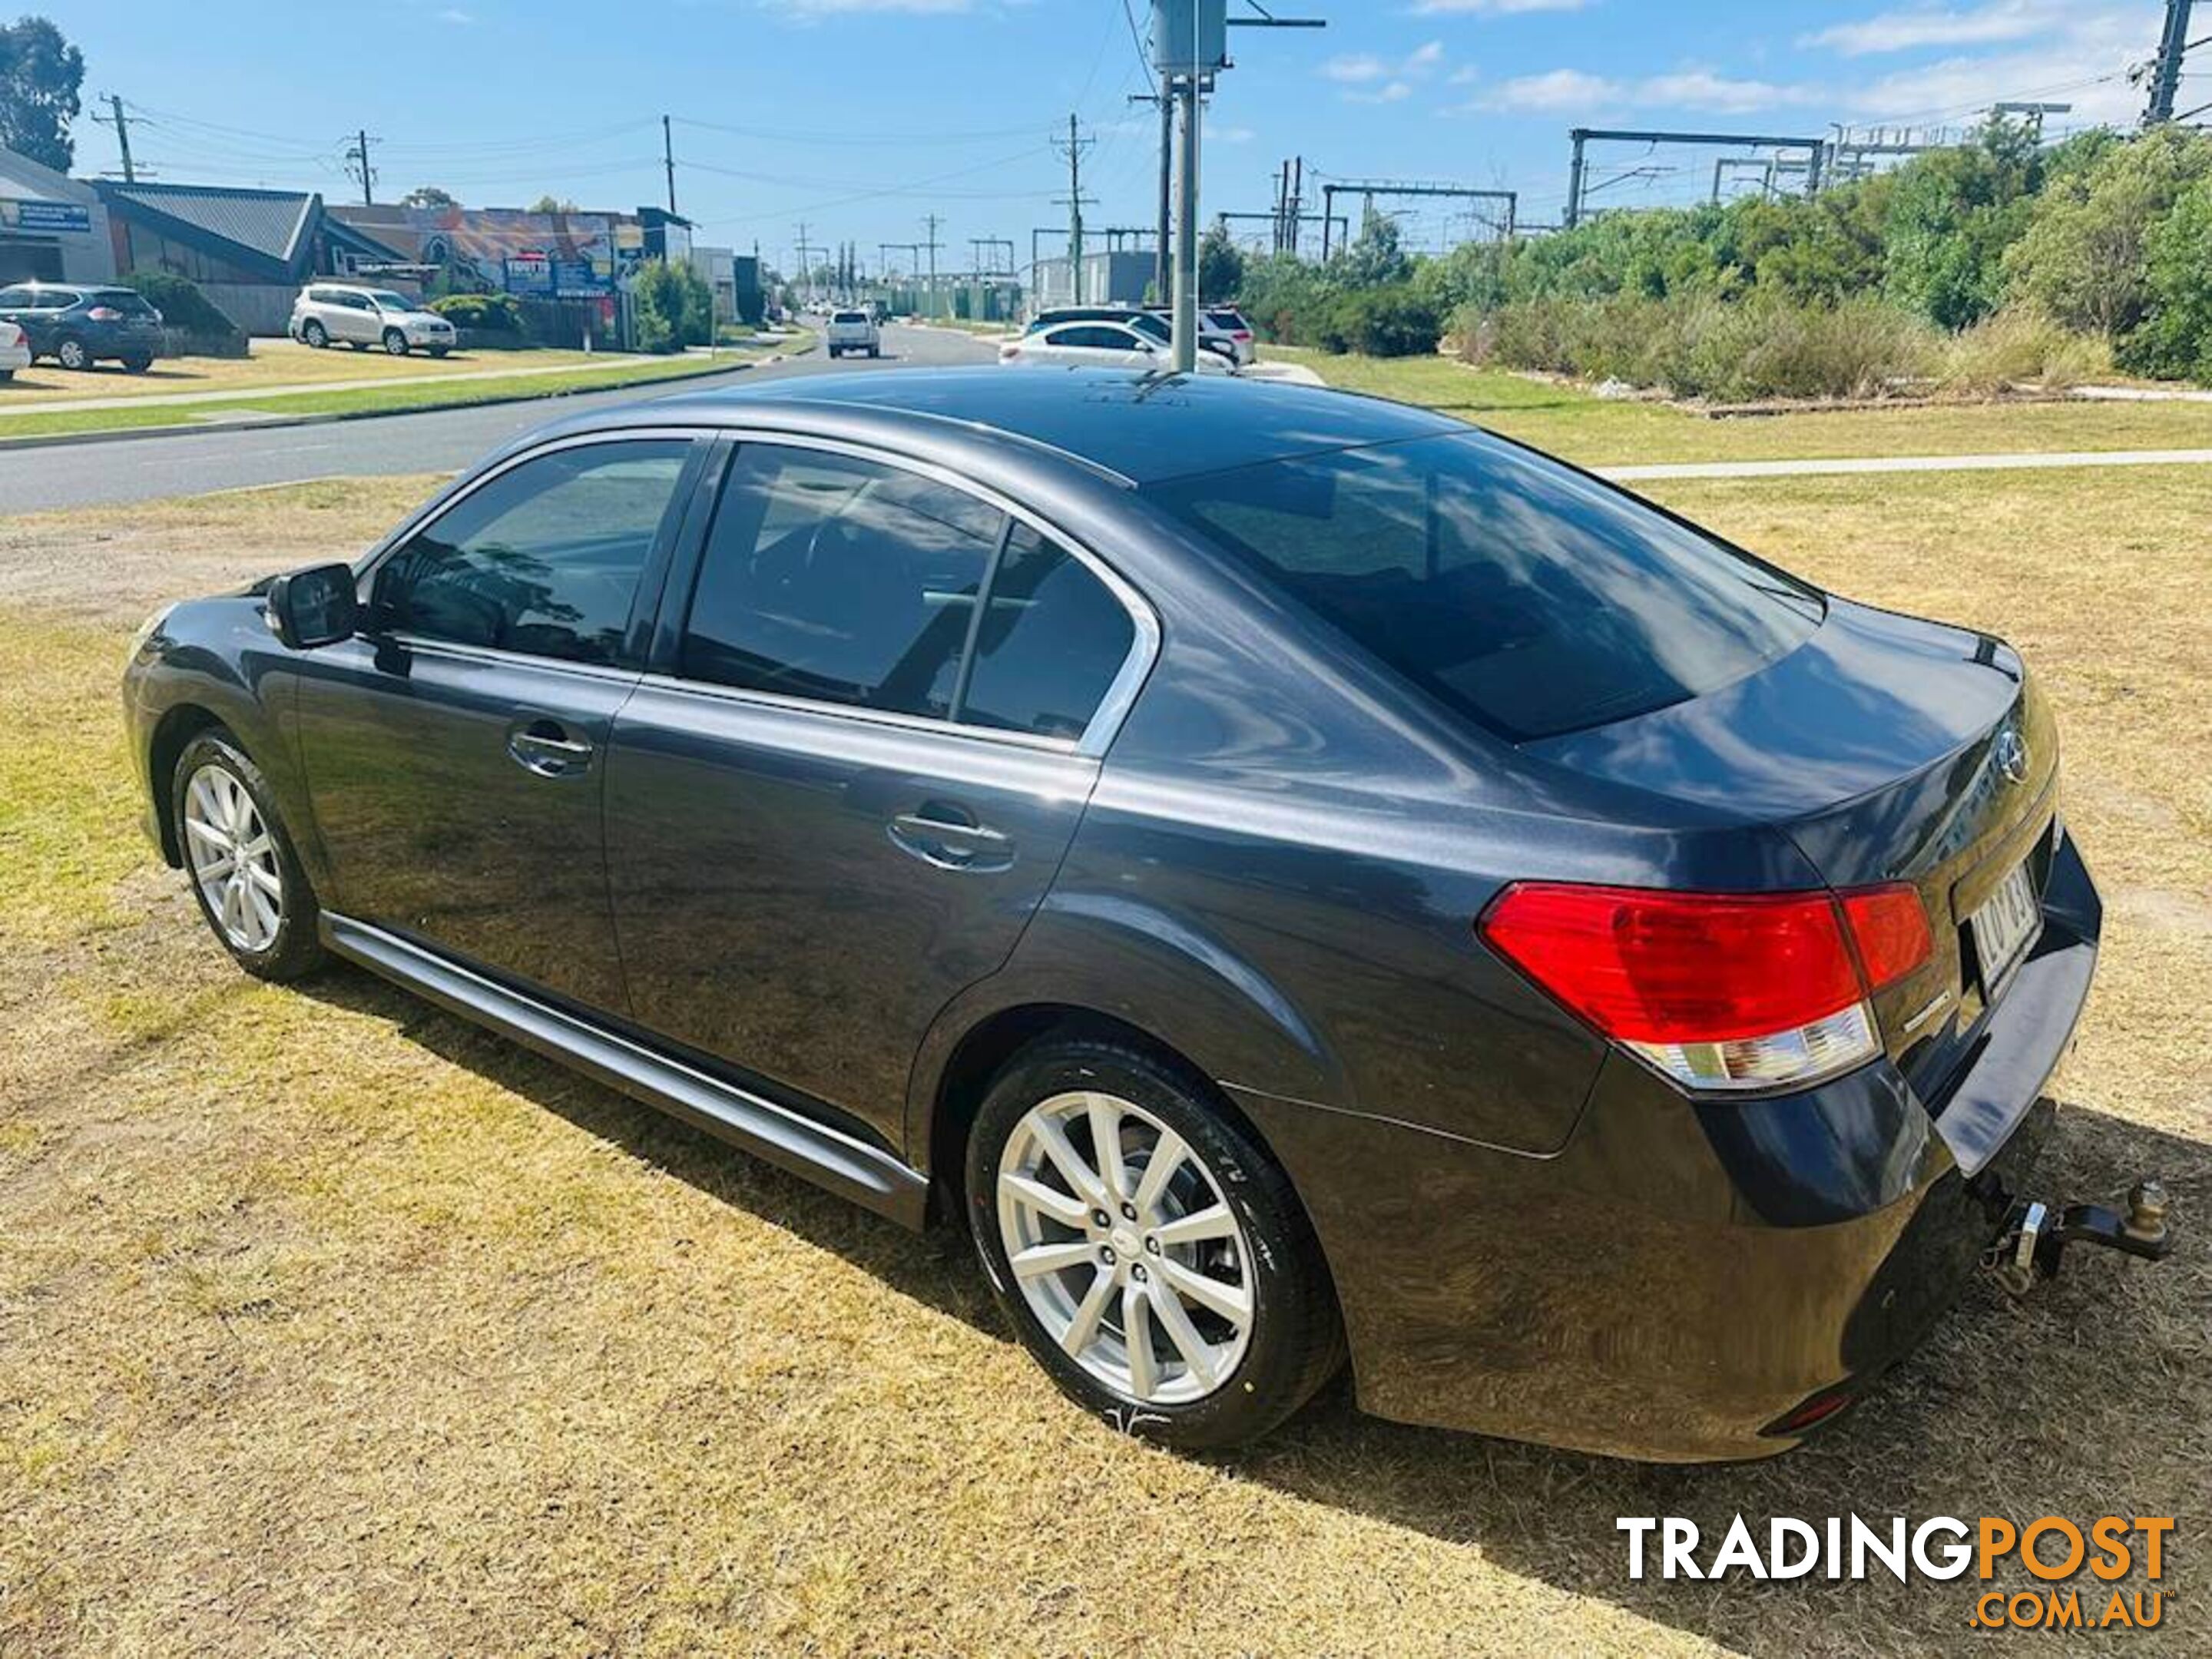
[{"xmin": 1, "ymin": 198, "xmax": 94, "ymax": 234}]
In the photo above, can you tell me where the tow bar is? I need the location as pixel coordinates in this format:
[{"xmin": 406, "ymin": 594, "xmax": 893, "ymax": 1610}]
[{"xmin": 1985, "ymin": 1180, "xmax": 2174, "ymax": 1296}]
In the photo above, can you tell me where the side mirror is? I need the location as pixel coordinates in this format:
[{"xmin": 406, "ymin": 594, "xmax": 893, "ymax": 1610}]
[{"xmin": 266, "ymin": 562, "xmax": 359, "ymax": 651}]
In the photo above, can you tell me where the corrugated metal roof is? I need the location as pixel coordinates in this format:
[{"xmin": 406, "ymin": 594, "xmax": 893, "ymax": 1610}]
[{"xmin": 100, "ymin": 182, "xmax": 316, "ymax": 267}]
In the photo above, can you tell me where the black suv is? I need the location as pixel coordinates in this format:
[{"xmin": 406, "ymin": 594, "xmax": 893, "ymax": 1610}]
[{"xmin": 0, "ymin": 282, "xmax": 165, "ymax": 372}]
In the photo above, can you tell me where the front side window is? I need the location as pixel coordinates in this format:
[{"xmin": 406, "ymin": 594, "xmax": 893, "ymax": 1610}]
[
  {"xmin": 369, "ymin": 291, "xmax": 414, "ymax": 312},
  {"xmin": 1051, "ymin": 326, "xmax": 1144, "ymax": 352},
  {"xmin": 1150, "ymin": 432, "xmax": 1823, "ymax": 741},
  {"xmin": 373, "ymin": 439, "xmax": 692, "ymax": 665},
  {"xmin": 682, "ymin": 447, "xmax": 1001, "ymax": 717}
]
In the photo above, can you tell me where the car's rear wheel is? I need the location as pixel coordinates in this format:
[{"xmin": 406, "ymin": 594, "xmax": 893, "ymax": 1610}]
[
  {"xmin": 965, "ymin": 1038, "xmax": 1343, "ymax": 1449},
  {"xmin": 301, "ymin": 319, "xmax": 328, "ymax": 348},
  {"xmin": 55, "ymin": 336, "xmax": 88, "ymax": 371},
  {"xmin": 382, "ymin": 328, "xmax": 409, "ymax": 356},
  {"xmin": 122, "ymin": 353, "xmax": 153, "ymax": 373},
  {"xmin": 172, "ymin": 730, "xmax": 326, "ymax": 982}
]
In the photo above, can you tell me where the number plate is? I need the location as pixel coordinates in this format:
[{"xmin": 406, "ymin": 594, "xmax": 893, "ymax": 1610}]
[{"xmin": 1969, "ymin": 859, "xmax": 2041, "ymax": 990}]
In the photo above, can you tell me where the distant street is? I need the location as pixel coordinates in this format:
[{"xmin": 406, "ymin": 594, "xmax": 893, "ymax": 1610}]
[{"xmin": 0, "ymin": 325, "xmax": 998, "ymax": 513}]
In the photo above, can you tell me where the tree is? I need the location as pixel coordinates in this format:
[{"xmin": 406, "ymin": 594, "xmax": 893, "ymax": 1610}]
[
  {"xmin": 2114, "ymin": 173, "xmax": 2212, "ymax": 382},
  {"xmin": 1196, "ymin": 224, "xmax": 1245, "ymax": 303},
  {"xmin": 0, "ymin": 15, "xmax": 84, "ymax": 171},
  {"xmin": 628, "ymin": 257, "xmax": 714, "ymax": 353},
  {"xmin": 1880, "ymin": 118, "xmax": 2043, "ymax": 329},
  {"xmin": 402, "ymin": 186, "xmax": 458, "ymax": 209},
  {"xmin": 1339, "ymin": 212, "xmax": 1412, "ymax": 288},
  {"xmin": 2003, "ymin": 124, "xmax": 2212, "ymax": 337},
  {"xmin": 527, "ymin": 194, "xmax": 579, "ymax": 215}
]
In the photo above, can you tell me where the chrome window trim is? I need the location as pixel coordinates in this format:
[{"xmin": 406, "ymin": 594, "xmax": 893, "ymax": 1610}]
[
  {"xmin": 355, "ymin": 424, "xmax": 1161, "ymax": 761},
  {"xmin": 386, "ymin": 633, "xmax": 644, "ymax": 685},
  {"xmin": 665, "ymin": 427, "xmax": 1160, "ymax": 761}
]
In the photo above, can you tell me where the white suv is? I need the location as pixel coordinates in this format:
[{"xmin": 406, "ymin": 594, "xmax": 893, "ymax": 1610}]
[
  {"xmin": 290, "ymin": 284, "xmax": 456, "ymax": 357},
  {"xmin": 824, "ymin": 310, "xmax": 882, "ymax": 359}
]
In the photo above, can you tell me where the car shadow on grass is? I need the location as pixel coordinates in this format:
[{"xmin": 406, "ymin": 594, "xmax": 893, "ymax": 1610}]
[{"xmin": 292, "ymin": 959, "xmax": 2209, "ymax": 1652}]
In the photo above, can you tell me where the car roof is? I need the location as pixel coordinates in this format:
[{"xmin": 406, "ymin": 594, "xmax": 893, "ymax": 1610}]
[{"xmin": 627, "ymin": 366, "xmax": 1462, "ymax": 487}]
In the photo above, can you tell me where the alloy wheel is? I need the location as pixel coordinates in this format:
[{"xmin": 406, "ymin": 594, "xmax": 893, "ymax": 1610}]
[
  {"xmin": 183, "ymin": 763, "xmax": 283, "ymax": 952},
  {"xmin": 995, "ymin": 1090, "xmax": 1254, "ymax": 1406}
]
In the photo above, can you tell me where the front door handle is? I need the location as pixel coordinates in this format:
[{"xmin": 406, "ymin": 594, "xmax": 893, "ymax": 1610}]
[
  {"xmin": 507, "ymin": 718, "xmax": 594, "ymax": 778},
  {"xmin": 889, "ymin": 808, "xmax": 1014, "ymax": 872}
]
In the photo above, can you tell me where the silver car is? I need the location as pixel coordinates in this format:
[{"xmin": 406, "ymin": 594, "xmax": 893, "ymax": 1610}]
[{"xmin": 290, "ymin": 283, "xmax": 456, "ymax": 356}]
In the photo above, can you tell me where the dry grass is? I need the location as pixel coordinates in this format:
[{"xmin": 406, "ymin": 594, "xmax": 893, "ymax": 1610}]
[
  {"xmin": 1, "ymin": 469, "xmax": 2207, "ymax": 1657},
  {"xmin": 0, "ymin": 339, "xmax": 647, "ymax": 405}
]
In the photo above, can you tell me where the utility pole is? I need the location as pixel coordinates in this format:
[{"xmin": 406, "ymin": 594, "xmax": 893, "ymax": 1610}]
[
  {"xmin": 921, "ymin": 214, "xmax": 945, "ymax": 317},
  {"xmin": 2143, "ymin": 0, "xmax": 2197, "ymax": 123},
  {"xmin": 344, "ymin": 129, "xmax": 379, "ymax": 207},
  {"xmin": 1171, "ymin": 75, "xmax": 1202, "ymax": 370},
  {"xmin": 1051, "ymin": 114, "xmax": 1096, "ymax": 304},
  {"xmin": 662, "ymin": 114, "xmax": 677, "ymax": 214},
  {"xmin": 94, "ymin": 94, "xmax": 137, "ymax": 184},
  {"xmin": 794, "ymin": 222, "xmax": 816, "ymax": 304}
]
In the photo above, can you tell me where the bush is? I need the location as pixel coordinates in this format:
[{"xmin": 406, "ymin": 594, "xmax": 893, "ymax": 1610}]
[
  {"xmin": 118, "ymin": 270, "xmax": 236, "ymax": 336},
  {"xmin": 2003, "ymin": 124, "xmax": 2212, "ymax": 337},
  {"xmin": 1468, "ymin": 290, "xmax": 1936, "ymax": 402},
  {"xmin": 428, "ymin": 292, "xmax": 527, "ymax": 336},
  {"xmin": 2118, "ymin": 174, "xmax": 2212, "ymax": 384},
  {"xmin": 1937, "ymin": 307, "xmax": 2108, "ymax": 396},
  {"xmin": 629, "ymin": 258, "xmax": 714, "ymax": 353},
  {"xmin": 1313, "ymin": 284, "xmax": 1442, "ymax": 358}
]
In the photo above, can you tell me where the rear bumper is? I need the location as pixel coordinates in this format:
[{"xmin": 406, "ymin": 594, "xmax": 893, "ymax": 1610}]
[{"xmin": 1233, "ymin": 828, "xmax": 2101, "ymax": 1461}]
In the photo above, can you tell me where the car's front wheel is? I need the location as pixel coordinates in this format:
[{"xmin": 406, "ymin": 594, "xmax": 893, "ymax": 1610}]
[
  {"xmin": 172, "ymin": 730, "xmax": 327, "ymax": 982},
  {"xmin": 382, "ymin": 329, "xmax": 409, "ymax": 356},
  {"xmin": 966, "ymin": 1038, "xmax": 1343, "ymax": 1449}
]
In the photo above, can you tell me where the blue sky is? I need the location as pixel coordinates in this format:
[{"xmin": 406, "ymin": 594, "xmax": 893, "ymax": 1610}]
[{"xmin": 58, "ymin": 1, "xmax": 2174, "ymax": 273}]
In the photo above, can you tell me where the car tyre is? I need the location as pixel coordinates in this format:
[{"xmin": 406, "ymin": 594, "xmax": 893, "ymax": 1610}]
[
  {"xmin": 55, "ymin": 335, "xmax": 89, "ymax": 371},
  {"xmin": 122, "ymin": 353, "xmax": 154, "ymax": 373},
  {"xmin": 382, "ymin": 328, "xmax": 409, "ymax": 356},
  {"xmin": 302, "ymin": 319, "xmax": 328, "ymax": 348},
  {"xmin": 428, "ymin": 344, "xmax": 450, "ymax": 358},
  {"xmin": 965, "ymin": 1037, "xmax": 1343, "ymax": 1449},
  {"xmin": 0, "ymin": 369, "xmax": 12, "ymax": 383},
  {"xmin": 171, "ymin": 729, "xmax": 328, "ymax": 983}
]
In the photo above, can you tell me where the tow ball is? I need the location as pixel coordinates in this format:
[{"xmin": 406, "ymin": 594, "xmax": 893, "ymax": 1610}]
[{"xmin": 1984, "ymin": 1180, "xmax": 2174, "ymax": 1296}]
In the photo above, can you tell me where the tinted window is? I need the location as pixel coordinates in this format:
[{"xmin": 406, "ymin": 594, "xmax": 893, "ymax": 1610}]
[
  {"xmin": 91, "ymin": 290, "xmax": 157, "ymax": 314},
  {"xmin": 1151, "ymin": 433, "xmax": 1823, "ymax": 741},
  {"xmin": 833, "ymin": 310, "xmax": 869, "ymax": 324},
  {"xmin": 960, "ymin": 524, "xmax": 1134, "ymax": 741},
  {"xmin": 1050, "ymin": 326, "xmax": 1142, "ymax": 351},
  {"xmin": 0, "ymin": 286, "xmax": 31, "ymax": 307},
  {"xmin": 374, "ymin": 439, "xmax": 690, "ymax": 665},
  {"xmin": 682, "ymin": 447, "xmax": 1002, "ymax": 717}
]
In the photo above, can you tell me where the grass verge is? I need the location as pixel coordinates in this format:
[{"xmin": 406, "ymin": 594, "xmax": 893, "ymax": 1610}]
[
  {"xmin": 1274, "ymin": 347, "xmax": 2212, "ymax": 467},
  {"xmin": 0, "ymin": 465, "xmax": 2205, "ymax": 1655}
]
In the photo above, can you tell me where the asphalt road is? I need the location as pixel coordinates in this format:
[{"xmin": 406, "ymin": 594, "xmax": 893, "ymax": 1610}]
[{"xmin": 0, "ymin": 324, "xmax": 998, "ymax": 514}]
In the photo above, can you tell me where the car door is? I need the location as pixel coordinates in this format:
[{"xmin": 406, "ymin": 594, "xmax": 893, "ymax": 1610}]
[
  {"xmin": 603, "ymin": 438, "xmax": 1151, "ymax": 1147},
  {"xmin": 327, "ymin": 291, "xmax": 367, "ymax": 344},
  {"xmin": 292, "ymin": 433, "xmax": 706, "ymax": 1014}
]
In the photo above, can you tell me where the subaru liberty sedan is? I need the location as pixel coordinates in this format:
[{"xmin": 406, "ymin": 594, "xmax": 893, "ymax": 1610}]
[{"xmin": 121, "ymin": 369, "xmax": 2160, "ymax": 1459}]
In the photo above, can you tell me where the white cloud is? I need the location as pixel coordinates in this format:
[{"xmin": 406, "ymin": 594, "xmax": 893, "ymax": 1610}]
[
  {"xmin": 434, "ymin": 5, "xmax": 474, "ymax": 19},
  {"xmin": 1803, "ymin": 2, "xmax": 2058, "ymax": 58},
  {"xmin": 1637, "ymin": 69, "xmax": 1823, "ymax": 113},
  {"xmin": 1212, "ymin": 124, "xmax": 1257, "ymax": 144},
  {"xmin": 1325, "ymin": 39, "xmax": 1449, "ymax": 101},
  {"xmin": 1348, "ymin": 81, "xmax": 1417, "ymax": 104},
  {"xmin": 1472, "ymin": 67, "xmax": 1624, "ymax": 110},
  {"xmin": 1323, "ymin": 53, "xmax": 1391, "ymax": 83},
  {"xmin": 1839, "ymin": 7, "xmax": 2155, "ymax": 124},
  {"xmin": 1404, "ymin": 39, "xmax": 1447, "ymax": 70}
]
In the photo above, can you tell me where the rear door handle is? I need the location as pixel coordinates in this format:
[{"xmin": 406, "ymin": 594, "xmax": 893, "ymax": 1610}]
[
  {"xmin": 889, "ymin": 809, "xmax": 1014, "ymax": 872},
  {"xmin": 507, "ymin": 718, "xmax": 594, "ymax": 778}
]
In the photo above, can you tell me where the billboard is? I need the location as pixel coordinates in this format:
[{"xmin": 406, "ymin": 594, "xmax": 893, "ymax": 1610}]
[{"xmin": 1, "ymin": 197, "xmax": 93, "ymax": 234}]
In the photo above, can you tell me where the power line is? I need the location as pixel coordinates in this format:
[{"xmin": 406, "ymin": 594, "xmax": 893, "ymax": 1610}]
[{"xmin": 343, "ymin": 129, "xmax": 379, "ymax": 207}]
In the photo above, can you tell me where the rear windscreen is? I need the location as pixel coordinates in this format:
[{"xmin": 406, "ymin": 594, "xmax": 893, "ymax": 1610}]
[
  {"xmin": 833, "ymin": 311, "xmax": 869, "ymax": 323},
  {"xmin": 1148, "ymin": 433, "xmax": 1824, "ymax": 741}
]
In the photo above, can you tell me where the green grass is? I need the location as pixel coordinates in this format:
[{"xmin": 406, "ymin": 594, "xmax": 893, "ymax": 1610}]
[
  {"xmin": 1272, "ymin": 347, "xmax": 2212, "ymax": 465},
  {"xmin": 0, "ymin": 350, "xmax": 790, "ymax": 444}
]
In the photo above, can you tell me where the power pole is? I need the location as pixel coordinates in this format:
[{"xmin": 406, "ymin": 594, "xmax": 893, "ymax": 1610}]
[
  {"xmin": 94, "ymin": 94, "xmax": 137, "ymax": 184},
  {"xmin": 662, "ymin": 114, "xmax": 678, "ymax": 214},
  {"xmin": 921, "ymin": 214, "xmax": 945, "ymax": 316},
  {"xmin": 1171, "ymin": 75, "xmax": 1201, "ymax": 370},
  {"xmin": 344, "ymin": 129, "xmax": 379, "ymax": 207},
  {"xmin": 1154, "ymin": 84, "xmax": 1174, "ymax": 300},
  {"xmin": 794, "ymin": 222, "xmax": 816, "ymax": 303},
  {"xmin": 2143, "ymin": 0, "xmax": 2197, "ymax": 123},
  {"xmin": 1051, "ymin": 114, "xmax": 1096, "ymax": 304}
]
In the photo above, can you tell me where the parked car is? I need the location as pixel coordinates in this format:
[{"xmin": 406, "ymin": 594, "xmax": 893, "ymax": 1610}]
[
  {"xmin": 290, "ymin": 283, "xmax": 455, "ymax": 356},
  {"xmin": 1002, "ymin": 320, "xmax": 1233, "ymax": 373},
  {"xmin": 0, "ymin": 319, "xmax": 28, "ymax": 381},
  {"xmin": 122, "ymin": 369, "xmax": 2158, "ymax": 1460},
  {"xmin": 0, "ymin": 282, "xmax": 164, "ymax": 372},
  {"xmin": 824, "ymin": 309, "xmax": 882, "ymax": 359},
  {"xmin": 1143, "ymin": 303, "xmax": 1254, "ymax": 366}
]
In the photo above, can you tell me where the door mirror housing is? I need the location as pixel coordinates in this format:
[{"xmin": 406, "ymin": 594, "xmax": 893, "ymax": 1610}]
[{"xmin": 267, "ymin": 562, "xmax": 359, "ymax": 650}]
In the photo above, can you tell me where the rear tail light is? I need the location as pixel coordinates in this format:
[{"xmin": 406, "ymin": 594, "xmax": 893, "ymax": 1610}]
[
  {"xmin": 87, "ymin": 306, "xmax": 124, "ymax": 321},
  {"xmin": 1478, "ymin": 881, "xmax": 1932, "ymax": 1093}
]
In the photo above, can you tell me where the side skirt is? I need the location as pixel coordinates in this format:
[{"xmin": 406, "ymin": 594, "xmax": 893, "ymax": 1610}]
[{"xmin": 320, "ymin": 912, "xmax": 931, "ymax": 1229}]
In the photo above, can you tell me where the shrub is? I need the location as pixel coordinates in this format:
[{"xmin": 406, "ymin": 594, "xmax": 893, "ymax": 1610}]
[
  {"xmin": 1937, "ymin": 307, "xmax": 2109, "ymax": 396},
  {"xmin": 2003, "ymin": 124, "xmax": 2212, "ymax": 337},
  {"xmin": 2118, "ymin": 174, "xmax": 2212, "ymax": 384},
  {"xmin": 629, "ymin": 259, "xmax": 714, "ymax": 353},
  {"xmin": 1313, "ymin": 284, "xmax": 1442, "ymax": 358},
  {"xmin": 118, "ymin": 270, "xmax": 236, "ymax": 336},
  {"xmin": 429, "ymin": 292, "xmax": 527, "ymax": 336}
]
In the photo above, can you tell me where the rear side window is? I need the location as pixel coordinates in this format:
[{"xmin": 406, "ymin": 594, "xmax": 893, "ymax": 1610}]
[
  {"xmin": 683, "ymin": 446, "xmax": 1000, "ymax": 717},
  {"xmin": 961, "ymin": 524, "xmax": 1135, "ymax": 740},
  {"xmin": 373, "ymin": 439, "xmax": 691, "ymax": 665},
  {"xmin": 1049, "ymin": 326, "xmax": 1141, "ymax": 350},
  {"xmin": 93, "ymin": 290, "xmax": 156, "ymax": 314},
  {"xmin": 1150, "ymin": 433, "xmax": 1823, "ymax": 741}
]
